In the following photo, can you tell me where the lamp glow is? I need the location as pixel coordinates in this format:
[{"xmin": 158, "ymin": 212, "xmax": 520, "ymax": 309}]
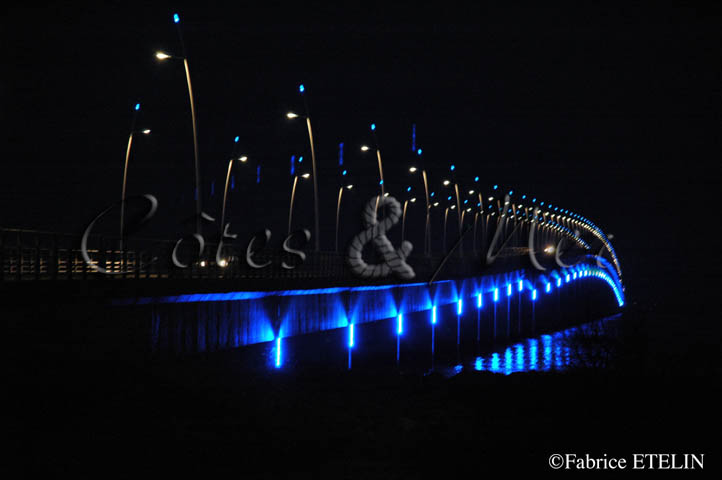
[
  {"xmin": 173, "ymin": 13, "xmax": 180, "ymax": 23},
  {"xmin": 286, "ymin": 112, "xmax": 299, "ymax": 119},
  {"xmin": 431, "ymin": 306, "xmax": 437, "ymax": 324},
  {"xmin": 275, "ymin": 337, "xmax": 282, "ymax": 368},
  {"xmin": 155, "ymin": 52, "xmax": 171, "ymax": 60},
  {"xmin": 397, "ymin": 314, "xmax": 403, "ymax": 334},
  {"xmin": 457, "ymin": 299, "xmax": 463, "ymax": 315}
]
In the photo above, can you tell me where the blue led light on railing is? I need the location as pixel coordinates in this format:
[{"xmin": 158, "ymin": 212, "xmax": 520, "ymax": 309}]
[
  {"xmin": 432, "ymin": 305, "xmax": 437, "ymax": 324},
  {"xmin": 173, "ymin": 13, "xmax": 180, "ymax": 23},
  {"xmin": 275, "ymin": 337, "xmax": 282, "ymax": 368},
  {"xmin": 507, "ymin": 284, "xmax": 512, "ymax": 296},
  {"xmin": 573, "ymin": 272, "xmax": 577, "ymax": 280},
  {"xmin": 494, "ymin": 288, "xmax": 499, "ymax": 302},
  {"xmin": 134, "ymin": 103, "xmax": 140, "ymax": 111},
  {"xmin": 477, "ymin": 293, "xmax": 483, "ymax": 309},
  {"xmin": 299, "ymin": 84, "xmax": 305, "ymax": 93},
  {"xmin": 545, "ymin": 283, "xmax": 551, "ymax": 293},
  {"xmin": 532, "ymin": 289, "xmax": 538, "ymax": 301},
  {"xmin": 565, "ymin": 274, "xmax": 570, "ymax": 283},
  {"xmin": 349, "ymin": 324, "xmax": 354, "ymax": 348},
  {"xmin": 518, "ymin": 279, "xmax": 523, "ymax": 292},
  {"xmin": 557, "ymin": 278, "xmax": 562, "ymax": 287},
  {"xmin": 370, "ymin": 123, "xmax": 376, "ymax": 131},
  {"xmin": 397, "ymin": 314, "xmax": 403, "ymax": 334},
  {"xmin": 457, "ymin": 299, "xmax": 463, "ymax": 315}
]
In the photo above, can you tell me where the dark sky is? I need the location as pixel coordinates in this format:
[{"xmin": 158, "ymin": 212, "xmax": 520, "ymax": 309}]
[{"xmin": 2, "ymin": 2, "xmax": 720, "ymax": 281}]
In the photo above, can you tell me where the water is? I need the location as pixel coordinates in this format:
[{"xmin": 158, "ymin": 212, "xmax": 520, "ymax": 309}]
[{"xmin": 444, "ymin": 313, "xmax": 621, "ymax": 376}]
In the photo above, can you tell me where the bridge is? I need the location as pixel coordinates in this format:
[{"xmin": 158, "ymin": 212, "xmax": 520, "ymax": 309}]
[{"xmin": 1, "ymin": 187, "xmax": 624, "ymax": 372}]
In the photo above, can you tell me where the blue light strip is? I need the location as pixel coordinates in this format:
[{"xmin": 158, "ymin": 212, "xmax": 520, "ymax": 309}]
[
  {"xmin": 431, "ymin": 306, "xmax": 437, "ymax": 324},
  {"xmin": 457, "ymin": 299, "xmax": 463, "ymax": 315},
  {"xmin": 349, "ymin": 324, "xmax": 354, "ymax": 348},
  {"xmin": 477, "ymin": 293, "xmax": 482, "ymax": 309},
  {"xmin": 275, "ymin": 337, "xmax": 282, "ymax": 368},
  {"xmin": 397, "ymin": 314, "xmax": 403, "ymax": 335}
]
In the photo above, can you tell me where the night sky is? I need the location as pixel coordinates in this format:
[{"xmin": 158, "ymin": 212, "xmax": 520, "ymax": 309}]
[{"xmin": 3, "ymin": 2, "xmax": 721, "ymax": 286}]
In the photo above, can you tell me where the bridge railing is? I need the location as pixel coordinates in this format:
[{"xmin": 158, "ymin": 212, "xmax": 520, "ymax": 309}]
[{"xmin": 0, "ymin": 227, "xmax": 530, "ymax": 283}]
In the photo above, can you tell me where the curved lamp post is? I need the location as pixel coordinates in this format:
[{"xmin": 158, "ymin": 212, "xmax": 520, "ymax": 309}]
[
  {"xmin": 288, "ymin": 172, "xmax": 311, "ymax": 236},
  {"xmin": 409, "ymin": 148, "xmax": 431, "ymax": 256},
  {"xmin": 361, "ymin": 123, "xmax": 385, "ymax": 198},
  {"xmin": 286, "ymin": 84, "xmax": 319, "ymax": 251},
  {"xmin": 156, "ymin": 13, "xmax": 202, "ymax": 235},
  {"xmin": 119, "ymin": 102, "xmax": 150, "ymax": 252},
  {"xmin": 220, "ymin": 150, "xmax": 249, "ymax": 237},
  {"xmin": 401, "ymin": 193, "xmax": 417, "ymax": 244}
]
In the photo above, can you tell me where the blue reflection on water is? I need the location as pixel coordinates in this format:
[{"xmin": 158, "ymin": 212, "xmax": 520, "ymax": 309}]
[{"xmin": 464, "ymin": 316, "xmax": 618, "ymax": 375}]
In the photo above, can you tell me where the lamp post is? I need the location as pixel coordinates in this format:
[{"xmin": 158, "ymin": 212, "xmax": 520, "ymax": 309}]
[
  {"xmin": 119, "ymin": 102, "xmax": 150, "ymax": 252},
  {"xmin": 286, "ymin": 84, "xmax": 319, "ymax": 251},
  {"xmin": 335, "ymin": 182, "xmax": 354, "ymax": 253},
  {"xmin": 409, "ymin": 148, "xmax": 431, "ymax": 256},
  {"xmin": 288, "ymin": 172, "xmax": 311, "ymax": 235},
  {"xmin": 156, "ymin": 14, "xmax": 202, "ymax": 235},
  {"xmin": 220, "ymin": 148, "xmax": 249, "ymax": 238},
  {"xmin": 361, "ymin": 123, "xmax": 385, "ymax": 197}
]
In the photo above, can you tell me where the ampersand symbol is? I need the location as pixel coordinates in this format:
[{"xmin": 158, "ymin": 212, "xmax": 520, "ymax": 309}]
[{"xmin": 347, "ymin": 195, "xmax": 415, "ymax": 279}]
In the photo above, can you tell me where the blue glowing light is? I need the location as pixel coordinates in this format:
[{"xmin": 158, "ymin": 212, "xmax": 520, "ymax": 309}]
[
  {"xmin": 565, "ymin": 274, "xmax": 570, "ymax": 283},
  {"xmin": 474, "ymin": 176, "xmax": 479, "ymax": 182},
  {"xmin": 275, "ymin": 337, "xmax": 282, "ymax": 368},
  {"xmin": 507, "ymin": 284, "xmax": 512, "ymax": 297},
  {"xmin": 493, "ymin": 185, "xmax": 498, "ymax": 190},
  {"xmin": 493, "ymin": 288, "xmax": 499, "ymax": 302},
  {"xmin": 464, "ymin": 199, "xmax": 468, "ymax": 204},
  {"xmin": 557, "ymin": 278, "xmax": 562, "ymax": 287},
  {"xmin": 431, "ymin": 306, "xmax": 437, "ymax": 324},
  {"xmin": 290, "ymin": 155, "xmax": 295, "ymax": 176},
  {"xmin": 407, "ymin": 186, "xmax": 412, "ymax": 192},
  {"xmin": 457, "ymin": 299, "xmax": 463, "ymax": 315},
  {"xmin": 518, "ymin": 279, "xmax": 523, "ymax": 292},
  {"xmin": 532, "ymin": 289, "xmax": 538, "ymax": 301},
  {"xmin": 349, "ymin": 324, "xmax": 354, "ymax": 348},
  {"xmin": 299, "ymin": 84, "xmax": 305, "ymax": 93},
  {"xmin": 339, "ymin": 142, "xmax": 344, "ymax": 166},
  {"xmin": 370, "ymin": 123, "xmax": 376, "ymax": 131},
  {"xmin": 573, "ymin": 272, "xmax": 577, "ymax": 280},
  {"xmin": 234, "ymin": 135, "xmax": 239, "ymax": 143},
  {"xmin": 430, "ymin": 192, "xmax": 435, "ymax": 197},
  {"xmin": 397, "ymin": 314, "xmax": 403, "ymax": 335},
  {"xmin": 412, "ymin": 124, "xmax": 416, "ymax": 151},
  {"xmin": 379, "ymin": 180, "xmax": 384, "ymax": 185},
  {"xmin": 173, "ymin": 13, "xmax": 180, "ymax": 23},
  {"xmin": 522, "ymin": 195, "xmax": 526, "ymax": 199},
  {"xmin": 509, "ymin": 190, "xmax": 513, "ymax": 195},
  {"xmin": 477, "ymin": 293, "xmax": 483, "ymax": 309},
  {"xmin": 256, "ymin": 165, "xmax": 261, "ymax": 184},
  {"xmin": 447, "ymin": 195, "xmax": 452, "ymax": 201},
  {"xmin": 298, "ymin": 156, "xmax": 303, "ymax": 163},
  {"xmin": 475, "ymin": 357, "xmax": 483, "ymax": 371},
  {"xmin": 532, "ymin": 198, "xmax": 536, "ymax": 202},
  {"xmin": 342, "ymin": 170, "xmax": 347, "ymax": 176},
  {"xmin": 417, "ymin": 148, "xmax": 422, "ymax": 155},
  {"xmin": 450, "ymin": 165, "xmax": 455, "ymax": 171},
  {"xmin": 134, "ymin": 103, "xmax": 140, "ymax": 111},
  {"xmin": 545, "ymin": 283, "xmax": 551, "ymax": 293}
]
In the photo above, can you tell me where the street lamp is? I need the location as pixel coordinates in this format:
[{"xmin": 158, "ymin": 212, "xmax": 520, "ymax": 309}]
[
  {"xmin": 408, "ymin": 148, "xmax": 432, "ymax": 256},
  {"xmin": 360, "ymin": 122, "xmax": 385, "ymax": 197},
  {"xmin": 285, "ymin": 83, "xmax": 319, "ymax": 251},
  {"xmin": 119, "ymin": 102, "xmax": 150, "ymax": 252},
  {"xmin": 288, "ymin": 171, "xmax": 311, "ymax": 236},
  {"xmin": 220, "ymin": 140, "xmax": 250, "ymax": 238},
  {"xmin": 155, "ymin": 13, "xmax": 202, "ymax": 235}
]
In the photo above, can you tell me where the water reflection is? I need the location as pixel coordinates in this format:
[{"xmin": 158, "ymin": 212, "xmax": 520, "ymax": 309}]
[{"xmin": 469, "ymin": 315, "xmax": 618, "ymax": 375}]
